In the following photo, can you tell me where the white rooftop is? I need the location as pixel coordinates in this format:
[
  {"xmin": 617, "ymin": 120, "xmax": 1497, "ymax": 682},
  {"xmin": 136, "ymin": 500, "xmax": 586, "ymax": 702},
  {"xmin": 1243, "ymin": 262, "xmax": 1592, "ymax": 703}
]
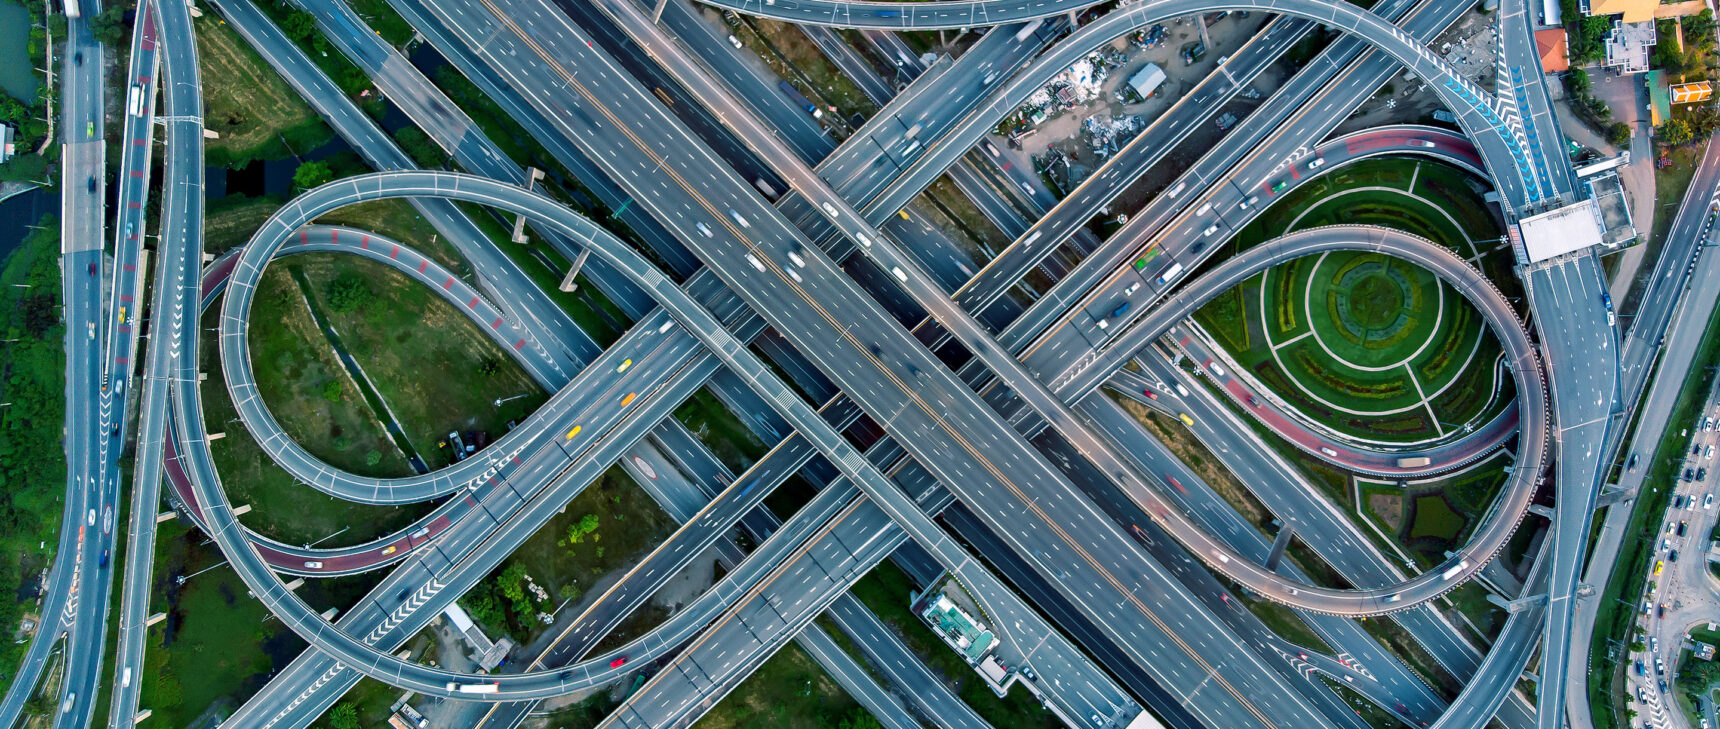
[{"xmin": 1519, "ymin": 199, "xmax": 1607, "ymax": 263}]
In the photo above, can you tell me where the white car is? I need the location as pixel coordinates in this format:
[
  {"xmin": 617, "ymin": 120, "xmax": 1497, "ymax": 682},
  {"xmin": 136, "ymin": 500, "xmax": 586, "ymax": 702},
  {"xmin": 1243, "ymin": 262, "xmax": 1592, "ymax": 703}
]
[
  {"xmin": 728, "ymin": 34, "xmax": 743, "ymax": 49},
  {"xmin": 728, "ymin": 209, "xmax": 749, "ymax": 228},
  {"xmin": 820, "ymin": 202, "xmax": 839, "ymax": 217},
  {"xmin": 695, "ymin": 222, "xmax": 713, "ymax": 238},
  {"xmin": 1413, "ymin": 139, "xmax": 1437, "ymax": 148},
  {"xmin": 1202, "ymin": 224, "xmax": 1220, "ymax": 237},
  {"xmin": 1307, "ymin": 157, "xmax": 1326, "ymax": 169},
  {"xmin": 1707, "ymin": 445, "xmax": 1715, "ymax": 460},
  {"xmin": 745, "ymin": 254, "xmax": 766, "ymax": 272},
  {"xmin": 86, "ymin": 509, "xmax": 95, "ymax": 527},
  {"xmin": 1124, "ymin": 282, "xmax": 1141, "ymax": 296}
]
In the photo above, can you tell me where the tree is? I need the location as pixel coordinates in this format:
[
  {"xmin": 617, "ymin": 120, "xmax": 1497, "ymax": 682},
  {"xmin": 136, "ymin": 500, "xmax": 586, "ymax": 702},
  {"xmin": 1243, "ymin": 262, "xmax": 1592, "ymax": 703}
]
[
  {"xmin": 1566, "ymin": 68, "xmax": 1591, "ymax": 96},
  {"xmin": 1607, "ymin": 122, "xmax": 1633, "ymax": 147},
  {"xmin": 292, "ymin": 160, "xmax": 334, "ymax": 192},
  {"xmin": 324, "ymin": 271, "xmax": 372, "ymax": 313},
  {"xmin": 567, "ymin": 513, "xmax": 600, "ymax": 544},
  {"xmin": 1662, "ymin": 117, "xmax": 1695, "ymax": 145},
  {"xmin": 280, "ymin": 9, "xmax": 318, "ymax": 41},
  {"xmin": 90, "ymin": 5, "xmax": 128, "ymax": 47},
  {"xmin": 321, "ymin": 380, "xmax": 342, "ymax": 402},
  {"xmin": 326, "ymin": 704, "xmax": 359, "ymax": 729},
  {"xmin": 365, "ymin": 450, "xmax": 381, "ymax": 466}
]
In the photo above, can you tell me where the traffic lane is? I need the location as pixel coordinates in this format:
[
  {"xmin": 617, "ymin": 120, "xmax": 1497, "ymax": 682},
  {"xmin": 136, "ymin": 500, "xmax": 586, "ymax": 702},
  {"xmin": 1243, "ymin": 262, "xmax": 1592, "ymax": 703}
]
[{"xmin": 1169, "ymin": 323, "xmax": 1519, "ymax": 477}]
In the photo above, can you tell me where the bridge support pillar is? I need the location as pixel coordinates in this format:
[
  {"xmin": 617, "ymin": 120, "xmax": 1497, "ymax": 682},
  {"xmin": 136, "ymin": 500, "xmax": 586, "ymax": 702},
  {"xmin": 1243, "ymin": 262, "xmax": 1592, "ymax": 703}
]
[
  {"xmin": 1196, "ymin": 15, "xmax": 1211, "ymax": 56},
  {"xmin": 133, "ymin": 710, "xmax": 151, "ymax": 724},
  {"xmin": 202, "ymin": 128, "xmax": 218, "ymax": 139},
  {"xmin": 559, "ymin": 248, "xmax": 591, "ymax": 293},
  {"xmin": 206, "ymin": 431, "xmax": 224, "ymax": 442},
  {"xmin": 652, "ymin": 0, "xmax": 670, "ymax": 23},
  {"xmin": 231, "ymin": 503, "xmax": 250, "ymax": 517},
  {"xmin": 284, "ymin": 577, "xmax": 304, "ymax": 591},
  {"xmin": 510, "ymin": 167, "xmax": 544, "ymax": 243},
  {"xmin": 154, "ymin": 510, "xmax": 176, "ymax": 523},
  {"xmin": 321, "ymin": 607, "xmax": 340, "ymax": 621},
  {"xmin": 1264, "ymin": 522, "xmax": 1294, "ymax": 572},
  {"xmin": 1596, "ymin": 485, "xmax": 1636, "ymax": 508},
  {"xmin": 1486, "ymin": 591, "xmax": 1547, "ymax": 614},
  {"xmin": 144, "ymin": 612, "xmax": 166, "ymax": 627},
  {"xmin": 1066, "ymin": 8, "xmax": 1079, "ymax": 27},
  {"xmin": 1528, "ymin": 504, "xmax": 1554, "ymax": 519}
]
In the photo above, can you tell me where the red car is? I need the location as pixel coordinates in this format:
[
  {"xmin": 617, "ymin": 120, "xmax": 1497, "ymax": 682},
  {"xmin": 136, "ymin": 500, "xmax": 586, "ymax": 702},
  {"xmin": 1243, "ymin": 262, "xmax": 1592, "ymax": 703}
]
[
  {"xmin": 1142, "ymin": 389, "xmax": 1158, "ymax": 400},
  {"xmin": 1166, "ymin": 476, "xmax": 1186, "ymax": 494},
  {"xmin": 610, "ymin": 656, "xmax": 628, "ymax": 669}
]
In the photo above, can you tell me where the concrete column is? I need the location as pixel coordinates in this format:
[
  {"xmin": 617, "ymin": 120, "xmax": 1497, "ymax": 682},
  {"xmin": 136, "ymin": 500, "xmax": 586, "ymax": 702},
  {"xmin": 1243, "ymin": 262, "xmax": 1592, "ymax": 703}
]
[
  {"xmin": 1264, "ymin": 523, "xmax": 1294, "ymax": 572},
  {"xmin": 559, "ymin": 248, "xmax": 591, "ymax": 293},
  {"xmin": 511, "ymin": 167, "xmax": 545, "ymax": 243},
  {"xmin": 144, "ymin": 612, "xmax": 166, "ymax": 626},
  {"xmin": 154, "ymin": 510, "xmax": 176, "ymax": 523}
]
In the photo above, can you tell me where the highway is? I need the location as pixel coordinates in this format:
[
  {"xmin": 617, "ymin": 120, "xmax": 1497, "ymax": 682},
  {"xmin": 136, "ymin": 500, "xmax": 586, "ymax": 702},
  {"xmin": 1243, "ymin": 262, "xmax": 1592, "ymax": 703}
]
[
  {"xmin": 102, "ymin": 2, "xmax": 166, "ymax": 726},
  {"xmin": 2, "ymin": 0, "xmax": 123, "ymax": 721}
]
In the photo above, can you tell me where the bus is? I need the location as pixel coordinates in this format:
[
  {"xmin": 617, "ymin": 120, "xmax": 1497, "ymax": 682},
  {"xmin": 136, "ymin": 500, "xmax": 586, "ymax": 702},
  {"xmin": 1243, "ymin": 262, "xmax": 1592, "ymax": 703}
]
[
  {"xmin": 63, "ymin": 0, "xmax": 78, "ymax": 18},
  {"xmin": 1156, "ymin": 262, "xmax": 1185, "ymax": 286},
  {"xmin": 1396, "ymin": 456, "xmax": 1432, "ymax": 468},
  {"xmin": 126, "ymin": 85, "xmax": 143, "ymax": 117},
  {"xmin": 1012, "ymin": 19, "xmax": 1043, "ymax": 42}
]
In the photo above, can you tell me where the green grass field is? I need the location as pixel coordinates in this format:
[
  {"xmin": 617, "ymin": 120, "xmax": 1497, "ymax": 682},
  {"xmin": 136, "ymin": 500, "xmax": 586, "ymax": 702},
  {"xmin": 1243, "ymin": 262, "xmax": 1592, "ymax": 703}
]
[
  {"xmin": 1193, "ymin": 158, "xmax": 1512, "ymax": 442},
  {"xmin": 195, "ymin": 16, "xmax": 332, "ymax": 168},
  {"xmin": 285, "ymin": 254, "xmax": 548, "ymax": 467},
  {"xmin": 699, "ymin": 642, "xmax": 872, "ymax": 729}
]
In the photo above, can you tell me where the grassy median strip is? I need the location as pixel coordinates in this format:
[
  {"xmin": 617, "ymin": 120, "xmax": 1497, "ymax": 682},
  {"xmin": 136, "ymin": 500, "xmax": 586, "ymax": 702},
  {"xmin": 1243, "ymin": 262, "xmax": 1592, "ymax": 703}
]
[{"xmin": 1588, "ymin": 289, "xmax": 1720, "ymax": 729}]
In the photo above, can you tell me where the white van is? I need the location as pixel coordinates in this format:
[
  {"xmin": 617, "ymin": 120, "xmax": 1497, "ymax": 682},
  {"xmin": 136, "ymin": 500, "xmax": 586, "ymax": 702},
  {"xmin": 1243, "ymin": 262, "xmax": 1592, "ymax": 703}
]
[
  {"xmin": 304, "ymin": 561, "xmax": 323, "ymax": 569},
  {"xmin": 746, "ymin": 254, "xmax": 766, "ymax": 272},
  {"xmin": 786, "ymin": 251, "xmax": 806, "ymax": 268},
  {"xmin": 728, "ymin": 209, "xmax": 749, "ymax": 228},
  {"xmin": 891, "ymin": 266, "xmax": 908, "ymax": 282}
]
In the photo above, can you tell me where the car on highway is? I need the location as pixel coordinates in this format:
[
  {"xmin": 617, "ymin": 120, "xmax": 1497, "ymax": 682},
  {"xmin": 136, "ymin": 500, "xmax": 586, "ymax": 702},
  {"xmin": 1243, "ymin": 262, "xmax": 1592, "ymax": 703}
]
[
  {"xmin": 1306, "ymin": 156, "xmax": 1326, "ymax": 170},
  {"xmin": 746, "ymin": 254, "xmax": 766, "ymax": 271},
  {"xmin": 102, "ymin": 504, "xmax": 112, "ymax": 534},
  {"xmin": 304, "ymin": 561, "xmax": 323, "ymax": 569},
  {"xmin": 1124, "ymin": 282, "xmax": 1141, "ymax": 295},
  {"xmin": 1670, "ymin": 549, "xmax": 1680, "ymax": 562},
  {"xmin": 1272, "ymin": 180, "xmax": 1288, "ymax": 192},
  {"xmin": 61, "ymin": 695, "xmax": 73, "ymax": 714},
  {"xmin": 727, "ymin": 34, "xmax": 742, "ymax": 49},
  {"xmin": 620, "ymin": 392, "xmax": 637, "ymax": 406},
  {"xmin": 1202, "ymin": 224, "xmax": 1219, "ymax": 237},
  {"xmin": 610, "ymin": 656, "xmax": 628, "ymax": 668},
  {"xmin": 1707, "ymin": 493, "xmax": 1716, "ymax": 510},
  {"xmin": 1629, "ymin": 453, "xmax": 1639, "ymax": 471},
  {"xmin": 88, "ymin": 261, "xmax": 98, "ymax": 277},
  {"xmin": 616, "ymin": 358, "xmax": 632, "ymax": 374},
  {"xmin": 695, "ymin": 222, "xmax": 712, "ymax": 238},
  {"xmin": 1165, "ymin": 475, "xmax": 1185, "ymax": 493},
  {"xmin": 1706, "ymin": 445, "xmax": 1714, "ymax": 460},
  {"xmin": 1141, "ymin": 388, "xmax": 1157, "ymax": 400},
  {"xmin": 1679, "ymin": 521, "xmax": 1689, "ymax": 536},
  {"xmin": 86, "ymin": 121, "xmax": 94, "ymax": 138},
  {"xmin": 565, "ymin": 425, "xmax": 582, "ymax": 441},
  {"xmin": 86, "ymin": 509, "xmax": 95, "ymax": 527},
  {"xmin": 728, "ymin": 209, "xmax": 749, "ymax": 228},
  {"xmin": 87, "ymin": 321, "xmax": 94, "ymax": 339},
  {"xmin": 1654, "ymin": 560, "xmax": 1665, "ymax": 575},
  {"xmin": 1238, "ymin": 195, "xmax": 1259, "ymax": 210},
  {"xmin": 381, "ymin": 545, "xmax": 397, "ymax": 556},
  {"xmin": 1413, "ymin": 139, "xmax": 1437, "ymax": 148},
  {"xmin": 1178, "ymin": 413, "xmax": 1194, "ymax": 426}
]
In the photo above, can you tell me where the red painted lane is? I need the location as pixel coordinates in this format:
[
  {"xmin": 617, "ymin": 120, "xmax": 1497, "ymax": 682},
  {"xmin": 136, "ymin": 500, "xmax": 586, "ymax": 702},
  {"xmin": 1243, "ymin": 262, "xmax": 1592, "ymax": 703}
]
[
  {"xmin": 467, "ymin": 296, "xmax": 480, "ymax": 310},
  {"xmin": 129, "ymin": 170, "xmax": 144, "ymax": 178},
  {"xmin": 442, "ymin": 276, "xmax": 454, "ymax": 291},
  {"xmin": 126, "ymin": 201, "xmax": 140, "ymax": 210},
  {"xmin": 491, "ymin": 317, "xmax": 504, "ymax": 330},
  {"xmin": 417, "ymin": 259, "xmax": 429, "ymax": 273},
  {"xmin": 330, "ymin": 229, "xmax": 339, "ymax": 245},
  {"xmin": 120, "ymin": 294, "xmax": 133, "ymax": 302},
  {"xmin": 360, "ymin": 234, "xmax": 370, "ymax": 250},
  {"xmin": 115, "ymin": 356, "xmax": 128, "ymax": 365},
  {"xmin": 513, "ymin": 339, "xmax": 527, "ymax": 351},
  {"xmin": 131, "ymin": 138, "xmax": 146, "ymax": 146},
  {"xmin": 299, "ymin": 230, "xmax": 309, "ymax": 246},
  {"xmin": 389, "ymin": 244, "xmax": 400, "ymax": 260}
]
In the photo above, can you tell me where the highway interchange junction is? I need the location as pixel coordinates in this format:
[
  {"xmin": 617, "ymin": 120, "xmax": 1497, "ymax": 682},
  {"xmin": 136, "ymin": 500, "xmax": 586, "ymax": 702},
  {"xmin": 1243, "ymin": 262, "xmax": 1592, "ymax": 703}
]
[{"xmin": 8, "ymin": 0, "xmax": 1720, "ymax": 726}]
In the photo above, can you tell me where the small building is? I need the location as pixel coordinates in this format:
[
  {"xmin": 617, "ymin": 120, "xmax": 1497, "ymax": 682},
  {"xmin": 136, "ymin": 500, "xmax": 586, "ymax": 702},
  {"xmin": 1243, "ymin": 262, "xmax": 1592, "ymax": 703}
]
[
  {"xmin": 1587, "ymin": 0, "xmax": 1657, "ymax": 24},
  {"xmin": 0, "ymin": 125, "xmax": 13, "ymax": 165},
  {"xmin": 1672, "ymin": 82, "xmax": 1714, "ymax": 104},
  {"xmin": 443, "ymin": 603, "xmax": 513, "ymax": 671},
  {"xmin": 1517, "ymin": 199, "xmax": 1608, "ymax": 263},
  {"xmin": 1125, "ymin": 63, "xmax": 1166, "ymax": 102},
  {"xmin": 1604, "ymin": 20, "xmax": 1658, "ymax": 75},
  {"xmin": 919, "ymin": 592, "xmax": 996, "ymax": 664},
  {"xmin": 1536, "ymin": 29, "xmax": 1569, "ymax": 73},
  {"xmin": 1697, "ymin": 642, "xmax": 1717, "ymax": 661}
]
